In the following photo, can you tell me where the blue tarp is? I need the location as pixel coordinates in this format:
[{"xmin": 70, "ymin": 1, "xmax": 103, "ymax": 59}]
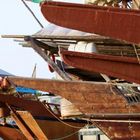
[
  {"xmin": 16, "ymin": 86, "xmax": 37, "ymax": 94},
  {"xmin": 15, "ymin": 86, "xmax": 49, "ymax": 95}
]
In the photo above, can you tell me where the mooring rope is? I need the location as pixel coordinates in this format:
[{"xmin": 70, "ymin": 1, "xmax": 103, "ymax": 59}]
[
  {"xmin": 49, "ymin": 129, "xmax": 80, "ymax": 140},
  {"xmin": 21, "ymin": 0, "xmax": 44, "ymax": 28},
  {"xmin": 41, "ymin": 102, "xmax": 89, "ymax": 129}
]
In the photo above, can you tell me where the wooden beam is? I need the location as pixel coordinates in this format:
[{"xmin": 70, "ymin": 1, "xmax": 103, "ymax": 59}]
[
  {"xmin": 17, "ymin": 111, "xmax": 48, "ymax": 140},
  {"xmin": 1, "ymin": 34, "xmax": 128, "ymax": 44},
  {"xmin": 8, "ymin": 106, "xmax": 35, "ymax": 140},
  {"xmin": 25, "ymin": 36, "xmax": 72, "ymax": 81}
]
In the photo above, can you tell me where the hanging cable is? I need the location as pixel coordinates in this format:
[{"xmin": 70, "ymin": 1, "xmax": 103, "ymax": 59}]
[
  {"xmin": 21, "ymin": 0, "xmax": 44, "ymax": 28},
  {"xmin": 49, "ymin": 130, "xmax": 80, "ymax": 140},
  {"xmin": 41, "ymin": 102, "xmax": 89, "ymax": 129}
]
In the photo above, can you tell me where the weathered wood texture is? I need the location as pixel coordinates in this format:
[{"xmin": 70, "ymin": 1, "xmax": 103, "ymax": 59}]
[
  {"xmin": 41, "ymin": 1, "xmax": 140, "ymax": 44},
  {"xmin": 0, "ymin": 125, "xmax": 27, "ymax": 140},
  {"xmin": 60, "ymin": 50, "xmax": 140, "ymax": 84},
  {"xmin": 8, "ymin": 77, "xmax": 140, "ymax": 116},
  {"xmin": 35, "ymin": 118, "xmax": 84, "ymax": 140},
  {"xmin": 0, "ymin": 94, "xmax": 55, "ymax": 118},
  {"xmin": 11, "ymin": 110, "xmax": 35, "ymax": 140},
  {"xmin": 0, "ymin": 93, "xmax": 85, "ymax": 140},
  {"xmin": 93, "ymin": 120, "xmax": 140, "ymax": 140},
  {"xmin": 17, "ymin": 111, "xmax": 48, "ymax": 140}
]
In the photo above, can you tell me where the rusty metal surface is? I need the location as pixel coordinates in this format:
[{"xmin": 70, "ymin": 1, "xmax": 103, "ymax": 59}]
[
  {"xmin": 0, "ymin": 125, "xmax": 27, "ymax": 140},
  {"xmin": 60, "ymin": 50, "xmax": 140, "ymax": 84},
  {"xmin": 7, "ymin": 77, "xmax": 140, "ymax": 116},
  {"xmin": 93, "ymin": 120, "xmax": 140, "ymax": 140},
  {"xmin": 41, "ymin": 1, "xmax": 140, "ymax": 44}
]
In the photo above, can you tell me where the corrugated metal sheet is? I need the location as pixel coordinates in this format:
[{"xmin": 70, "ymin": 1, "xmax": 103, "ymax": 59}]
[{"xmin": 34, "ymin": 23, "xmax": 93, "ymax": 36}]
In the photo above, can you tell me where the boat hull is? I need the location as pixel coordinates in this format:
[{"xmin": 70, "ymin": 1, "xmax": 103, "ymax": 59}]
[
  {"xmin": 0, "ymin": 125, "xmax": 27, "ymax": 140},
  {"xmin": 41, "ymin": 1, "xmax": 140, "ymax": 44},
  {"xmin": 60, "ymin": 50, "xmax": 140, "ymax": 84},
  {"xmin": 35, "ymin": 118, "xmax": 83, "ymax": 140},
  {"xmin": 8, "ymin": 77, "xmax": 140, "ymax": 140},
  {"xmin": 93, "ymin": 120, "xmax": 140, "ymax": 140},
  {"xmin": 0, "ymin": 94, "xmax": 85, "ymax": 140},
  {"xmin": 8, "ymin": 77, "xmax": 140, "ymax": 116}
]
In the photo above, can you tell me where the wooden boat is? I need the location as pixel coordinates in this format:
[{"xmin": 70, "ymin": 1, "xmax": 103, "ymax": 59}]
[
  {"xmin": 0, "ymin": 124, "xmax": 26, "ymax": 140},
  {"xmin": 0, "ymin": 93, "xmax": 85, "ymax": 140},
  {"xmin": 60, "ymin": 50, "xmax": 140, "ymax": 84},
  {"xmin": 7, "ymin": 76, "xmax": 140, "ymax": 117},
  {"xmin": 7, "ymin": 76, "xmax": 140, "ymax": 139},
  {"xmin": 92, "ymin": 120, "xmax": 140, "ymax": 140},
  {"xmin": 41, "ymin": 1, "xmax": 140, "ymax": 44}
]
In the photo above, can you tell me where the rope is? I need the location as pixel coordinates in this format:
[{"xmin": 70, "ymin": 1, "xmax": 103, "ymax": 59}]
[
  {"xmin": 21, "ymin": 0, "xmax": 44, "ymax": 28},
  {"xmin": 49, "ymin": 129, "xmax": 80, "ymax": 140},
  {"xmin": 133, "ymin": 44, "xmax": 140, "ymax": 64},
  {"xmin": 41, "ymin": 102, "xmax": 88, "ymax": 129}
]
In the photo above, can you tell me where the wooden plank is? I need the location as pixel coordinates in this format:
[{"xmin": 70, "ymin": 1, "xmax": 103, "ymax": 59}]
[
  {"xmin": 26, "ymin": 37, "xmax": 72, "ymax": 81},
  {"xmin": 10, "ymin": 109, "xmax": 34, "ymax": 140},
  {"xmin": 17, "ymin": 111, "xmax": 48, "ymax": 140},
  {"xmin": 0, "ymin": 125, "xmax": 27, "ymax": 140}
]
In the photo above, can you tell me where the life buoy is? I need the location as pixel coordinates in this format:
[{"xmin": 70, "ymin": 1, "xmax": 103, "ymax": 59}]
[{"xmin": 48, "ymin": 54, "xmax": 55, "ymax": 72}]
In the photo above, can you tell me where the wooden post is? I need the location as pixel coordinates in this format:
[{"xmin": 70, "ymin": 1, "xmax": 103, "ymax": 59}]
[
  {"xmin": 8, "ymin": 106, "xmax": 35, "ymax": 140},
  {"xmin": 17, "ymin": 111, "xmax": 48, "ymax": 140},
  {"xmin": 25, "ymin": 36, "xmax": 72, "ymax": 81}
]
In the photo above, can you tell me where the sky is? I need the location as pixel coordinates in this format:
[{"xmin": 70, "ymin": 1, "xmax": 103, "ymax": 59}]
[{"xmin": 0, "ymin": 0, "xmax": 83, "ymax": 78}]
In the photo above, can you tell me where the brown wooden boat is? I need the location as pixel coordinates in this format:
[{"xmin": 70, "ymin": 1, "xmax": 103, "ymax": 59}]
[
  {"xmin": 7, "ymin": 76, "xmax": 140, "ymax": 140},
  {"xmin": 41, "ymin": 1, "xmax": 140, "ymax": 44},
  {"xmin": 92, "ymin": 120, "xmax": 140, "ymax": 140},
  {"xmin": 0, "ymin": 93, "xmax": 85, "ymax": 140},
  {"xmin": 0, "ymin": 124, "xmax": 26, "ymax": 140},
  {"xmin": 60, "ymin": 50, "xmax": 140, "ymax": 84},
  {"xmin": 7, "ymin": 77, "xmax": 140, "ymax": 117}
]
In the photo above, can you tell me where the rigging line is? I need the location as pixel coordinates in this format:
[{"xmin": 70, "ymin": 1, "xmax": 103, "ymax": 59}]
[
  {"xmin": 20, "ymin": 0, "xmax": 44, "ymax": 28},
  {"xmin": 49, "ymin": 129, "xmax": 80, "ymax": 140},
  {"xmin": 41, "ymin": 102, "xmax": 88, "ymax": 129}
]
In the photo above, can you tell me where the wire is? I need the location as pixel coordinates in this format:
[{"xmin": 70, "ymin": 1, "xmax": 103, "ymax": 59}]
[
  {"xmin": 41, "ymin": 102, "xmax": 88, "ymax": 129},
  {"xmin": 49, "ymin": 130, "xmax": 80, "ymax": 140},
  {"xmin": 21, "ymin": 0, "xmax": 44, "ymax": 28}
]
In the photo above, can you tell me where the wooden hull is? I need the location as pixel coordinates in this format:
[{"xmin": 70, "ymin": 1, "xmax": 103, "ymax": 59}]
[
  {"xmin": 35, "ymin": 118, "xmax": 83, "ymax": 140},
  {"xmin": 0, "ymin": 94, "xmax": 54, "ymax": 118},
  {"xmin": 60, "ymin": 50, "xmax": 140, "ymax": 84},
  {"xmin": 41, "ymin": 1, "xmax": 140, "ymax": 44},
  {"xmin": 8, "ymin": 77, "xmax": 140, "ymax": 139},
  {"xmin": 93, "ymin": 120, "xmax": 140, "ymax": 140},
  {"xmin": 0, "ymin": 103, "xmax": 10, "ymax": 117},
  {"xmin": 0, "ymin": 94, "xmax": 85, "ymax": 140},
  {"xmin": 0, "ymin": 125, "xmax": 27, "ymax": 140},
  {"xmin": 16, "ymin": 111, "xmax": 83, "ymax": 140},
  {"xmin": 8, "ymin": 77, "xmax": 140, "ymax": 117}
]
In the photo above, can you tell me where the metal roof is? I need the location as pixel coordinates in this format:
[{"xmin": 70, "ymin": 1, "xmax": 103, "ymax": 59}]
[{"xmin": 34, "ymin": 23, "xmax": 93, "ymax": 36}]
